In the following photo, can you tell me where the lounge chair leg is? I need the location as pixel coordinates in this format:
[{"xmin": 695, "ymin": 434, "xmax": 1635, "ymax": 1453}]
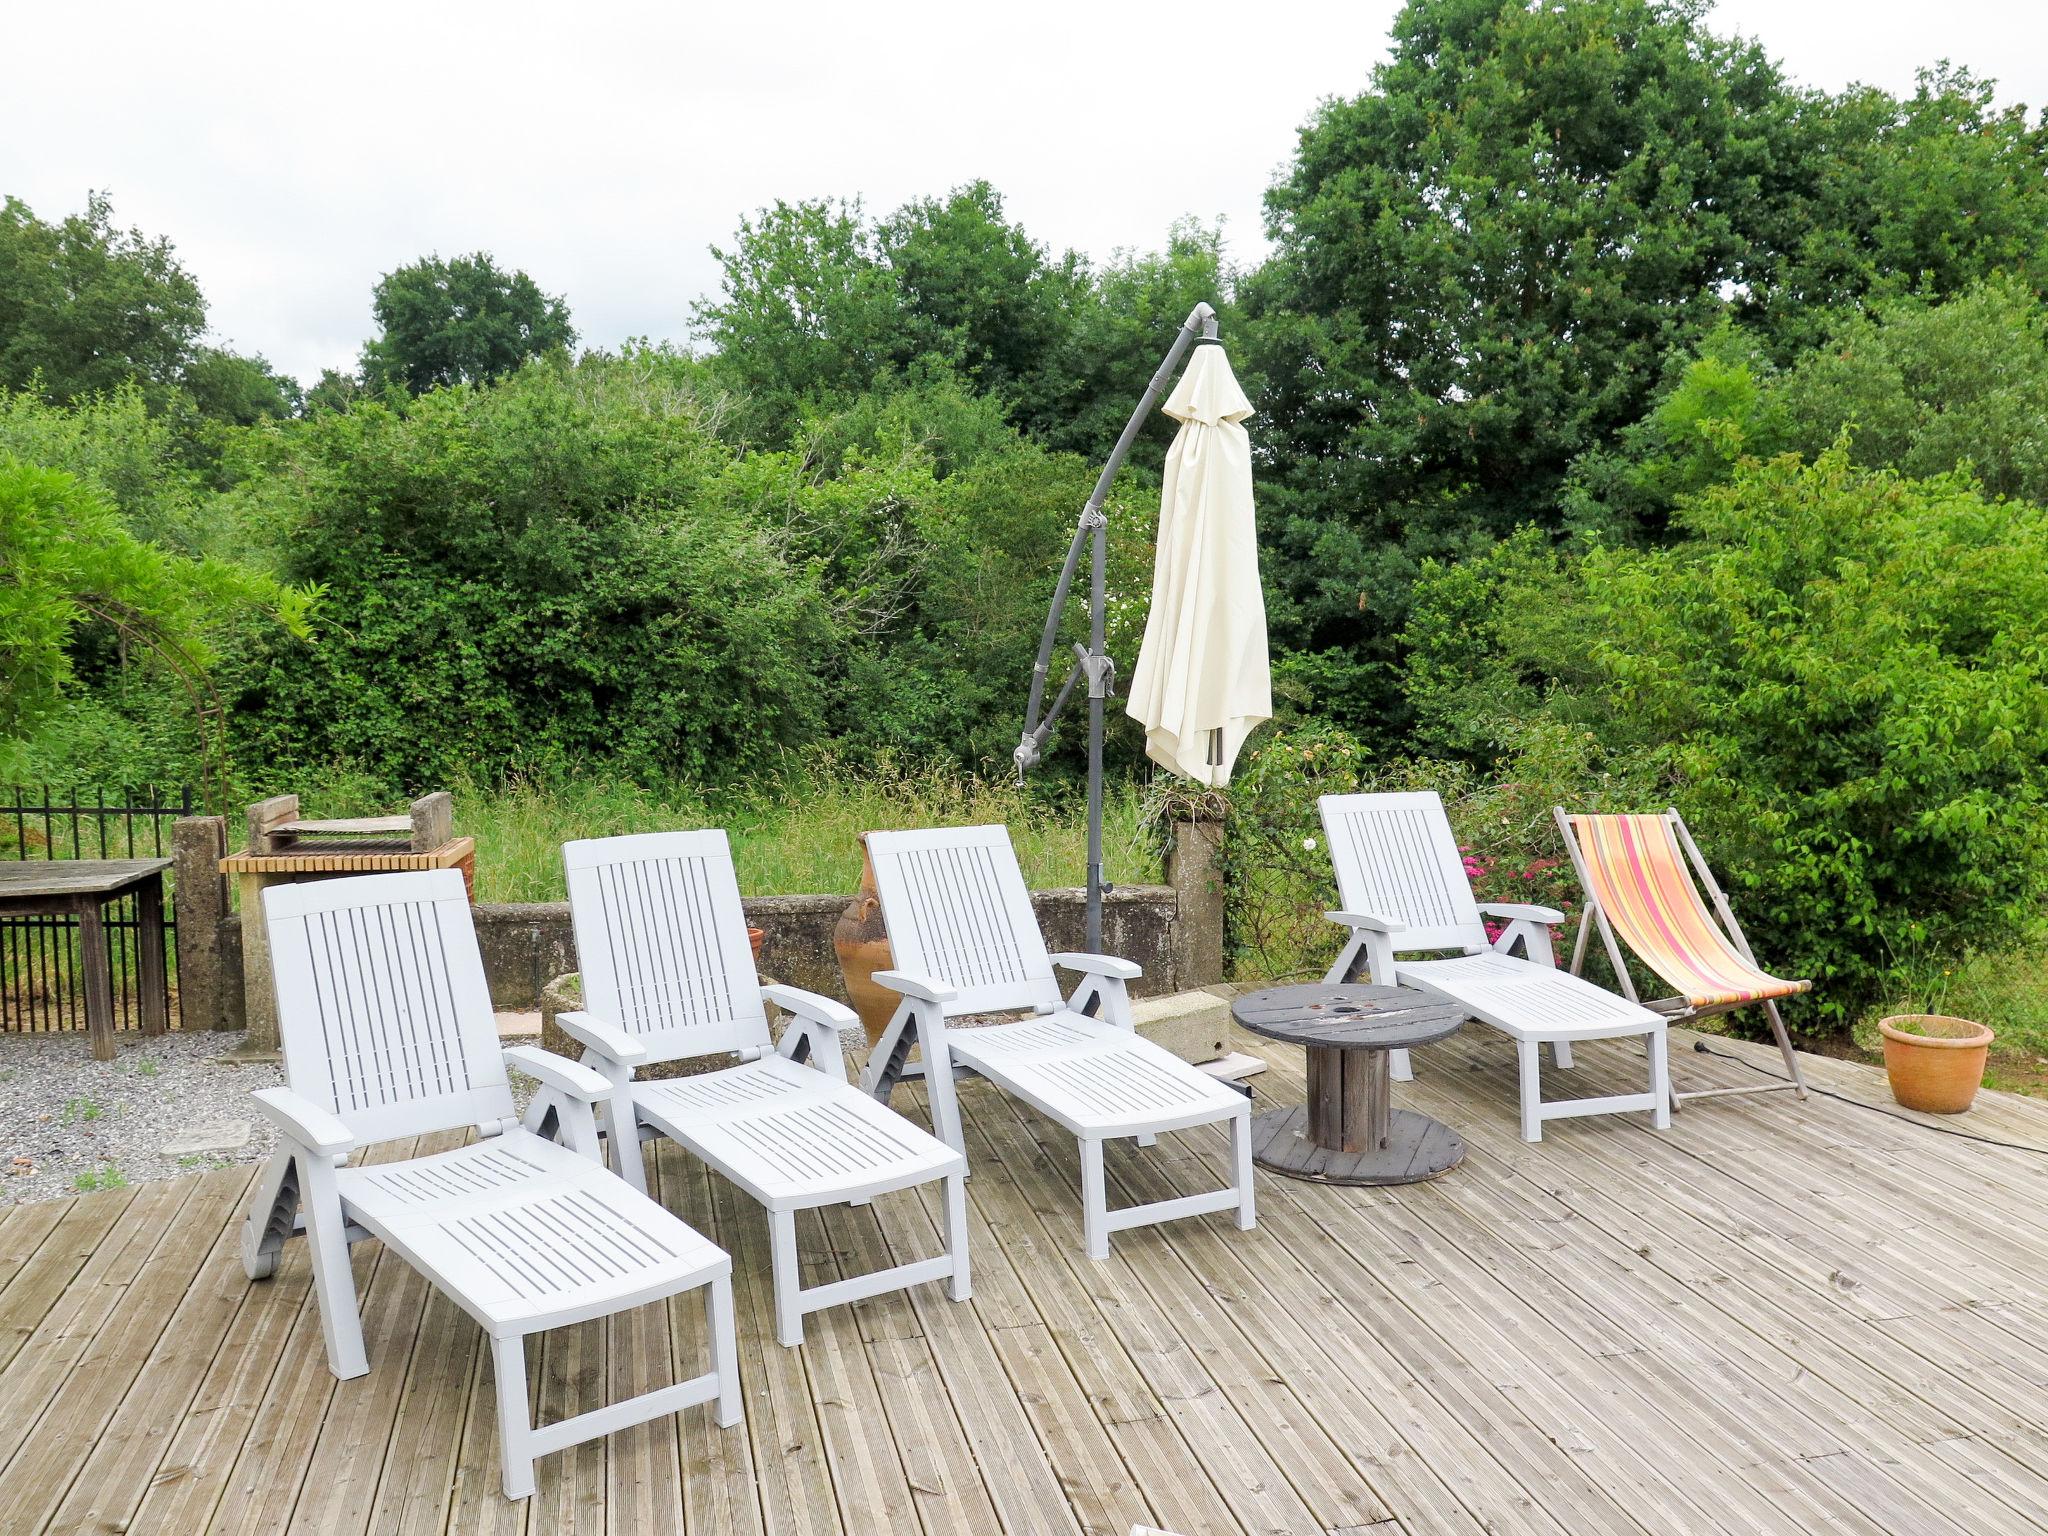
[
  {"xmin": 607, "ymin": 1095, "xmax": 649, "ymax": 1194},
  {"xmin": 301, "ymin": 1155, "xmax": 368, "ymax": 1379},
  {"xmin": 708, "ymin": 1273, "xmax": 742, "ymax": 1426},
  {"xmin": 1516, "ymin": 1041, "xmax": 1543, "ymax": 1143},
  {"xmin": 1232, "ymin": 1110, "xmax": 1256, "ymax": 1231},
  {"xmin": 1081, "ymin": 1138, "xmax": 1109, "ymax": 1260},
  {"xmin": 1137, "ymin": 1131, "xmax": 1158, "ymax": 1148},
  {"xmin": 770, "ymin": 1209, "xmax": 803, "ymax": 1348},
  {"xmin": 1389, "ymin": 1047, "xmax": 1414, "ymax": 1083},
  {"xmin": 1762, "ymin": 1000, "xmax": 1810, "ymax": 1100},
  {"xmin": 492, "ymin": 1333, "xmax": 536, "ymax": 1500},
  {"xmin": 944, "ymin": 1173, "xmax": 972, "ymax": 1301},
  {"xmin": 1551, "ymin": 1039, "xmax": 1575, "ymax": 1070},
  {"xmin": 241, "ymin": 1149, "xmax": 298, "ymax": 1281},
  {"xmin": 1647, "ymin": 1027, "xmax": 1672, "ymax": 1129}
]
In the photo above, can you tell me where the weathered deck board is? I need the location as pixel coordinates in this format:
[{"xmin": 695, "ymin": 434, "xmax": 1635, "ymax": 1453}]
[{"xmin": 7, "ymin": 1024, "xmax": 2048, "ymax": 1535}]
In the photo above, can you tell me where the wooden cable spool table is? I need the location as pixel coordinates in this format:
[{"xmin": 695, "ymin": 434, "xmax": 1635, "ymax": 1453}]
[{"xmin": 1233, "ymin": 982, "xmax": 1468, "ymax": 1185}]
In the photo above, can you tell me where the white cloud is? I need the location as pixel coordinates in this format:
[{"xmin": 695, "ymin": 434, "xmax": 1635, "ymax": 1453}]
[{"xmin": 3, "ymin": 0, "xmax": 2040, "ymax": 386}]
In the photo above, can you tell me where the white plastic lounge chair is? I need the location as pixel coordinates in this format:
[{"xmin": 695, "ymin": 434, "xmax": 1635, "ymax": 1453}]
[
  {"xmin": 1319, "ymin": 792, "xmax": 1670, "ymax": 1141},
  {"xmin": 560, "ymin": 830, "xmax": 970, "ymax": 1348},
  {"xmin": 857, "ymin": 824, "xmax": 1254, "ymax": 1259},
  {"xmin": 239, "ymin": 870, "xmax": 741, "ymax": 1500},
  {"xmin": 1554, "ymin": 806, "xmax": 1811, "ymax": 1110}
]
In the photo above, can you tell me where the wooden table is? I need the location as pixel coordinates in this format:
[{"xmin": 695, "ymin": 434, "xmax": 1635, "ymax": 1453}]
[
  {"xmin": 1233, "ymin": 982, "xmax": 1468, "ymax": 1185},
  {"xmin": 0, "ymin": 858, "xmax": 173, "ymax": 1060}
]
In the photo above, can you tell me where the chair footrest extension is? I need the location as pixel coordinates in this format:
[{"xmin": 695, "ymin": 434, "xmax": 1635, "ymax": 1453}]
[
  {"xmin": 1534, "ymin": 1091, "xmax": 1662, "ymax": 1124},
  {"xmin": 526, "ymin": 1369, "xmax": 727, "ymax": 1461},
  {"xmin": 1101, "ymin": 1186, "xmax": 1242, "ymax": 1235},
  {"xmin": 792, "ymin": 1254, "xmax": 957, "ymax": 1319}
]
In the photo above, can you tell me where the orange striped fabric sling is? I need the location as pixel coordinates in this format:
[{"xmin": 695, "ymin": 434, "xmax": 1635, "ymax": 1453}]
[{"xmin": 1568, "ymin": 814, "xmax": 1809, "ymax": 1010}]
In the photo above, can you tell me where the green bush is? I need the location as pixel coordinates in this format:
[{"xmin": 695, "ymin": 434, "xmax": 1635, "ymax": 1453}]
[
  {"xmin": 218, "ymin": 356, "xmax": 834, "ymax": 787},
  {"xmin": 1514, "ymin": 448, "xmax": 2048, "ymax": 1024}
]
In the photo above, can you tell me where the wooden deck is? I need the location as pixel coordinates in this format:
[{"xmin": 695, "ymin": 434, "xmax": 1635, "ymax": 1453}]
[{"xmin": 5, "ymin": 1023, "xmax": 2048, "ymax": 1535}]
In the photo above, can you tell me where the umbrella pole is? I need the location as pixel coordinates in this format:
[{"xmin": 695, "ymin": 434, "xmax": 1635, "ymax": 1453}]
[
  {"xmin": 1086, "ymin": 502, "xmax": 1107, "ymax": 952},
  {"xmin": 1014, "ymin": 302, "xmax": 1221, "ymax": 952}
]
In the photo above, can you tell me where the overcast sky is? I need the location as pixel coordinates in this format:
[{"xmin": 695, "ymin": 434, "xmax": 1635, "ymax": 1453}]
[{"xmin": 6, "ymin": 0, "xmax": 2044, "ymax": 387}]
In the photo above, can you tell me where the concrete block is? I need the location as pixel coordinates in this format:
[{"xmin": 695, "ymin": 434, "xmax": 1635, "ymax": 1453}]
[
  {"xmin": 1131, "ymin": 989, "xmax": 1232, "ymax": 1065},
  {"xmin": 161, "ymin": 1119, "xmax": 253, "ymax": 1156}
]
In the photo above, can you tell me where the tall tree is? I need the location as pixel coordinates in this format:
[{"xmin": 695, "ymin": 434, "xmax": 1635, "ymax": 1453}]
[
  {"xmin": 360, "ymin": 252, "xmax": 575, "ymax": 394},
  {"xmin": 1761, "ymin": 67, "xmax": 2048, "ymax": 354},
  {"xmin": 1242, "ymin": 0, "xmax": 1808, "ymax": 722},
  {"xmin": 0, "ymin": 192, "xmax": 207, "ymax": 404}
]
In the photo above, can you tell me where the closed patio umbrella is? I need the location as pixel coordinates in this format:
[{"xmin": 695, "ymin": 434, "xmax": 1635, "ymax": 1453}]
[
  {"xmin": 1123, "ymin": 343, "xmax": 1270, "ymax": 786},
  {"xmin": 1014, "ymin": 303, "xmax": 1268, "ymax": 950}
]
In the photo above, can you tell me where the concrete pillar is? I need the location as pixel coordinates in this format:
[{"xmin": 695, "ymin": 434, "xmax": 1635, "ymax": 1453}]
[
  {"xmin": 171, "ymin": 816, "xmax": 234, "ymax": 1029},
  {"xmin": 235, "ymin": 872, "xmax": 280, "ymax": 1058},
  {"xmin": 1165, "ymin": 812, "xmax": 1227, "ymax": 986}
]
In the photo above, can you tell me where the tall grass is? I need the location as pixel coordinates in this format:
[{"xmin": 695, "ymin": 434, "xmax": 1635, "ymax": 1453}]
[{"xmin": 295, "ymin": 754, "xmax": 1154, "ymax": 903}]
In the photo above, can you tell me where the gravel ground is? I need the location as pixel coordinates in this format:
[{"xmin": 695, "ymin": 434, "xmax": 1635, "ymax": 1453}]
[
  {"xmin": 0, "ymin": 1030, "xmax": 283, "ymax": 1206},
  {"xmin": 1, "ymin": 1023, "xmax": 554, "ymax": 1206}
]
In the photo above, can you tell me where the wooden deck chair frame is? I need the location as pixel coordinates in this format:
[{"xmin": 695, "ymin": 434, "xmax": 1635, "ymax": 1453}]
[
  {"xmin": 560, "ymin": 830, "xmax": 970, "ymax": 1348},
  {"xmin": 240, "ymin": 870, "xmax": 741, "ymax": 1499},
  {"xmin": 1553, "ymin": 806, "xmax": 1811, "ymax": 1111},
  {"xmin": 1320, "ymin": 792, "xmax": 1671, "ymax": 1142},
  {"xmin": 857, "ymin": 824, "xmax": 1254, "ymax": 1259}
]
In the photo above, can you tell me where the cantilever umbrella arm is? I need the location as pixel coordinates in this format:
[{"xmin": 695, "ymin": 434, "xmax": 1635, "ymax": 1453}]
[{"xmin": 1015, "ymin": 301, "xmax": 1220, "ymax": 951}]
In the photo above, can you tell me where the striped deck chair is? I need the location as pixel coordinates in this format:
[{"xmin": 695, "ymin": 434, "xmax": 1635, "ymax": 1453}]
[{"xmin": 1553, "ymin": 807, "xmax": 1811, "ymax": 1110}]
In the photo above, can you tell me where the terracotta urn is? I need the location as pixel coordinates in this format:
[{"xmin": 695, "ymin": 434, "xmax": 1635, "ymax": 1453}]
[
  {"xmin": 1878, "ymin": 1014, "xmax": 1993, "ymax": 1114},
  {"xmin": 834, "ymin": 834, "xmax": 897, "ymax": 1045}
]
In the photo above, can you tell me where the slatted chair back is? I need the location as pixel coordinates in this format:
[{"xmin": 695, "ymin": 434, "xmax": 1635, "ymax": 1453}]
[
  {"xmin": 265, "ymin": 869, "xmax": 514, "ymax": 1147},
  {"xmin": 563, "ymin": 830, "xmax": 772, "ymax": 1062},
  {"xmin": 865, "ymin": 825, "xmax": 1064, "ymax": 1017},
  {"xmin": 1319, "ymin": 791, "xmax": 1491, "ymax": 954}
]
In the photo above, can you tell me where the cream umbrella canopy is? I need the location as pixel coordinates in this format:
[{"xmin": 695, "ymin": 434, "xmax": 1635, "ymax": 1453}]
[{"xmin": 1123, "ymin": 343, "xmax": 1270, "ymax": 786}]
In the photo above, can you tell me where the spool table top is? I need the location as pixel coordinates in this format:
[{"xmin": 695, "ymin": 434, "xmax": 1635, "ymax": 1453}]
[{"xmin": 1231, "ymin": 983, "xmax": 1465, "ymax": 1053}]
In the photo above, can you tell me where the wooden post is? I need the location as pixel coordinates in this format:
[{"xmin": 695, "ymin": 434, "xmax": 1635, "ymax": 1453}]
[
  {"xmin": 77, "ymin": 901, "xmax": 115, "ymax": 1061},
  {"xmin": 134, "ymin": 874, "xmax": 168, "ymax": 1035},
  {"xmin": 245, "ymin": 794, "xmax": 299, "ymax": 855},
  {"xmin": 171, "ymin": 816, "xmax": 233, "ymax": 1030}
]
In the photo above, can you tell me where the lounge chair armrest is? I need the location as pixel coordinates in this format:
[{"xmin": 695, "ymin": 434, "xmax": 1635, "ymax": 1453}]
[
  {"xmin": 504, "ymin": 1045, "xmax": 612, "ymax": 1103},
  {"xmin": 1477, "ymin": 902, "xmax": 1566, "ymax": 926},
  {"xmin": 1326, "ymin": 910, "xmax": 1407, "ymax": 934},
  {"xmin": 552, "ymin": 1010, "xmax": 649, "ymax": 1066},
  {"xmin": 764, "ymin": 985, "xmax": 854, "ymax": 1081},
  {"xmin": 1050, "ymin": 951, "xmax": 1142, "ymax": 981},
  {"xmin": 251, "ymin": 1087, "xmax": 355, "ymax": 1157},
  {"xmin": 873, "ymin": 969, "xmax": 960, "ymax": 1005},
  {"xmin": 762, "ymin": 984, "xmax": 859, "ymax": 1032}
]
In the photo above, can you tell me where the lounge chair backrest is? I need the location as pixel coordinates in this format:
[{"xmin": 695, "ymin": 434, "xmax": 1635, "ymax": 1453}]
[
  {"xmin": 266, "ymin": 869, "xmax": 514, "ymax": 1146},
  {"xmin": 563, "ymin": 830, "xmax": 772, "ymax": 1062},
  {"xmin": 1559, "ymin": 811, "xmax": 1802, "ymax": 1009},
  {"xmin": 865, "ymin": 825, "xmax": 1064, "ymax": 1016},
  {"xmin": 1319, "ymin": 791, "xmax": 1490, "ymax": 953}
]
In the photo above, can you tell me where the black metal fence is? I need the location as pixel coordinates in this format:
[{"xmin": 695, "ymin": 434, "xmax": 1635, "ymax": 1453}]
[{"xmin": 1, "ymin": 785, "xmax": 194, "ymax": 1033}]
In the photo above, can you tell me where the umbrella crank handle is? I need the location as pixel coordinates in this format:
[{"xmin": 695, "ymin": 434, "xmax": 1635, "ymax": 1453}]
[{"xmin": 1076, "ymin": 643, "xmax": 1116, "ymax": 700}]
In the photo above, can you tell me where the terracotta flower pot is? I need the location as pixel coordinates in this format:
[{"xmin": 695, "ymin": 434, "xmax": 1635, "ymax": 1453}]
[
  {"xmin": 1878, "ymin": 1014, "xmax": 1993, "ymax": 1114},
  {"xmin": 747, "ymin": 926, "xmax": 765, "ymax": 964},
  {"xmin": 833, "ymin": 834, "xmax": 897, "ymax": 1046}
]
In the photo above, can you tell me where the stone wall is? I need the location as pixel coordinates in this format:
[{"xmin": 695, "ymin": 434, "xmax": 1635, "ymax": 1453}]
[
  {"xmin": 206, "ymin": 881, "xmax": 1197, "ymax": 1022},
  {"xmin": 471, "ymin": 883, "xmax": 1190, "ymax": 1009}
]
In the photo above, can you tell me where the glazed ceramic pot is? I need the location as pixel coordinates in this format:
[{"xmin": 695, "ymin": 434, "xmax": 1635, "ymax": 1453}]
[
  {"xmin": 833, "ymin": 834, "xmax": 897, "ymax": 1046},
  {"xmin": 1878, "ymin": 1014, "xmax": 1993, "ymax": 1114}
]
